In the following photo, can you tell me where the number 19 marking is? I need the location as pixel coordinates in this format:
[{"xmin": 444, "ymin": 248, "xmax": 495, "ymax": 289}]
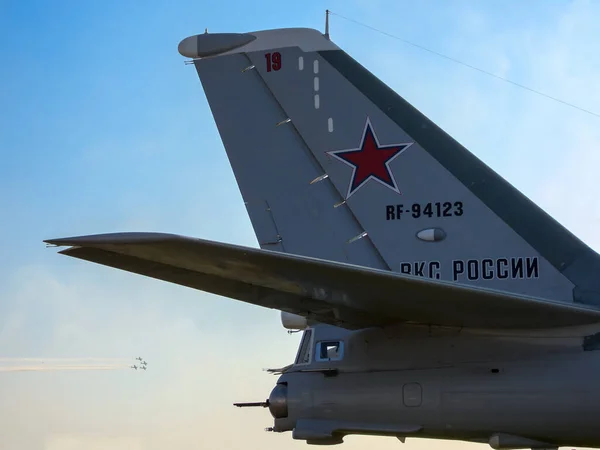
[{"xmin": 265, "ymin": 52, "xmax": 282, "ymax": 72}]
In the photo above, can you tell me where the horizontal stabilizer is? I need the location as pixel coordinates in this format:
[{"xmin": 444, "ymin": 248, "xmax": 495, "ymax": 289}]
[{"xmin": 45, "ymin": 233, "xmax": 600, "ymax": 330}]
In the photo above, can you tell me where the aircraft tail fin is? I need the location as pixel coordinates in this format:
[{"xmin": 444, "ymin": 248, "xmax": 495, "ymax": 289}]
[{"xmin": 179, "ymin": 27, "xmax": 600, "ymax": 306}]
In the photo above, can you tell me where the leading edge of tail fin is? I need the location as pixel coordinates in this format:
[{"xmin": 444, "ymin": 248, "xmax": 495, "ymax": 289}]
[{"xmin": 179, "ymin": 27, "xmax": 600, "ymax": 306}]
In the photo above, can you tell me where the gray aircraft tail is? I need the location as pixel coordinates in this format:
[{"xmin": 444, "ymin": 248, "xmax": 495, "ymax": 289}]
[{"xmin": 179, "ymin": 27, "xmax": 600, "ymax": 305}]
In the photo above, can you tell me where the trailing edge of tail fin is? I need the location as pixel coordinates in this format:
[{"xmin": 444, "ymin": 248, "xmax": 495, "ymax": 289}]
[{"xmin": 180, "ymin": 27, "xmax": 600, "ymax": 306}]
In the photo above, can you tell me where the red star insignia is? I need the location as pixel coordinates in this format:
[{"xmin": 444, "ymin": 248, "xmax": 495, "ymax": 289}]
[{"xmin": 327, "ymin": 118, "xmax": 413, "ymax": 198}]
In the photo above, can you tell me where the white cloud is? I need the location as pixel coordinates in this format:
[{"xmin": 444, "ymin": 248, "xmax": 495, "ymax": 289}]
[
  {"xmin": 0, "ymin": 262, "xmax": 304, "ymax": 449},
  {"xmin": 46, "ymin": 435, "xmax": 144, "ymax": 450}
]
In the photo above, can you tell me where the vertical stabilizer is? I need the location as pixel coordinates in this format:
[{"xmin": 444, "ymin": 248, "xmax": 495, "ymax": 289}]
[{"xmin": 180, "ymin": 27, "xmax": 600, "ymax": 305}]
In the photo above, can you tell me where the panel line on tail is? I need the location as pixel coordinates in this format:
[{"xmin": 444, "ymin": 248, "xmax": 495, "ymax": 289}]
[
  {"xmin": 260, "ymin": 200, "xmax": 285, "ymax": 248},
  {"xmin": 239, "ymin": 51, "xmax": 393, "ymax": 267}
]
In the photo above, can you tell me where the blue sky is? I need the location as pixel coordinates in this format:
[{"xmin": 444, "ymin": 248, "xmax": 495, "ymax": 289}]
[{"xmin": 1, "ymin": 0, "xmax": 600, "ymax": 448}]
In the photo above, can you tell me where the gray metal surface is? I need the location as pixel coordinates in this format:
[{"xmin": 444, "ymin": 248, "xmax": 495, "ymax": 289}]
[
  {"xmin": 187, "ymin": 29, "xmax": 600, "ymax": 303},
  {"xmin": 195, "ymin": 51, "xmax": 387, "ymax": 268},
  {"xmin": 270, "ymin": 324, "xmax": 600, "ymax": 447},
  {"xmin": 46, "ymin": 26, "xmax": 600, "ymax": 448},
  {"xmin": 45, "ymin": 232, "xmax": 600, "ymax": 329}
]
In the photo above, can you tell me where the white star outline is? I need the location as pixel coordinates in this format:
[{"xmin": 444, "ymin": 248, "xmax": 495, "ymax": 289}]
[{"xmin": 326, "ymin": 117, "xmax": 414, "ymax": 199}]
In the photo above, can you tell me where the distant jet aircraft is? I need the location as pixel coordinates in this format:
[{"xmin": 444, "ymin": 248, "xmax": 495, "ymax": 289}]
[
  {"xmin": 135, "ymin": 357, "xmax": 143, "ymax": 362},
  {"xmin": 141, "ymin": 366, "xmax": 147, "ymax": 371},
  {"xmin": 141, "ymin": 361, "xmax": 147, "ymax": 366},
  {"xmin": 130, "ymin": 365, "xmax": 138, "ymax": 370},
  {"xmin": 47, "ymin": 23, "xmax": 600, "ymax": 450}
]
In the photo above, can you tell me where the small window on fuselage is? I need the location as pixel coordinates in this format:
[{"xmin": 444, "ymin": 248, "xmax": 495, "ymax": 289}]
[{"xmin": 315, "ymin": 340, "xmax": 344, "ymax": 362}]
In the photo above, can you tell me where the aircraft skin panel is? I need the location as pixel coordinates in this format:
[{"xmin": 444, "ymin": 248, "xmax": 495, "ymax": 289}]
[
  {"xmin": 185, "ymin": 29, "xmax": 600, "ymax": 304},
  {"xmin": 249, "ymin": 46, "xmax": 576, "ymax": 301},
  {"xmin": 274, "ymin": 324, "xmax": 600, "ymax": 447},
  {"xmin": 196, "ymin": 52, "xmax": 388, "ymax": 269},
  {"xmin": 279, "ymin": 352, "xmax": 600, "ymax": 446},
  {"xmin": 44, "ymin": 232, "xmax": 600, "ymax": 330},
  {"xmin": 318, "ymin": 49, "xmax": 591, "ymax": 271},
  {"xmin": 319, "ymin": 48, "xmax": 600, "ymax": 300},
  {"xmin": 49, "ymin": 245, "xmax": 381, "ymax": 330}
]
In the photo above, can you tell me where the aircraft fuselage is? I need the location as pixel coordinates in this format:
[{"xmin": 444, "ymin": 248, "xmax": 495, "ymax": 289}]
[{"xmin": 268, "ymin": 325, "xmax": 600, "ymax": 447}]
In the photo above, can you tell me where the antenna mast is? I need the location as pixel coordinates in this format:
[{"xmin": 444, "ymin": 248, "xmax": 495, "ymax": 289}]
[{"xmin": 325, "ymin": 9, "xmax": 330, "ymax": 40}]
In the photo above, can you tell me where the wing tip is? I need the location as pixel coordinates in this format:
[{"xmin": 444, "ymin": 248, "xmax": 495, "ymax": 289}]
[{"xmin": 44, "ymin": 232, "xmax": 184, "ymax": 247}]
